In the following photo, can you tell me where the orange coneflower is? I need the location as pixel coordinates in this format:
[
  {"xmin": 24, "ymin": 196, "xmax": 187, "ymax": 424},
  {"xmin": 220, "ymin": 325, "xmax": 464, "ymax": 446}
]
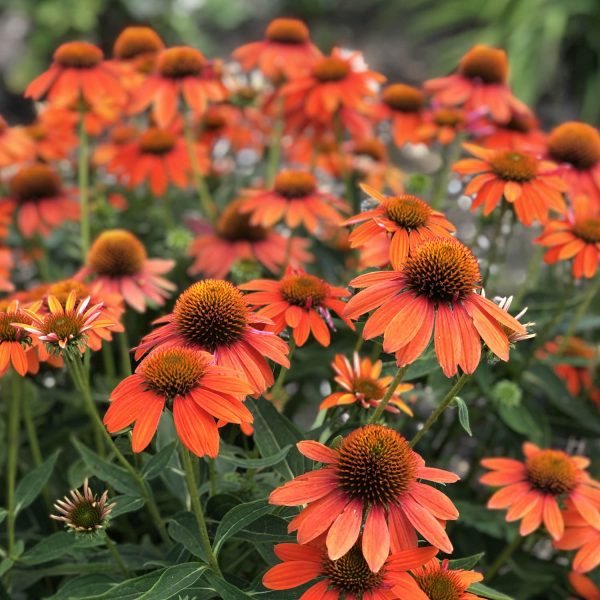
[
  {"xmin": 0, "ymin": 163, "xmax": 80, "ymax": 238},
  {"xmin": 480, "ymin": 442, "xmax": 600, "ymax": 541},
  {"xmin": 135, "ymin": 279, "xmax": 290, "ymax": 396},
  {"xmin": 406, "ymin": 558, "xmax": 484, "ymax": 600},
  {"xmin": 93, "ymin": 123, "xmax": 138, "ymax": 166},
  {"xmin": 0, "ymin": 116, "xmax": 34, "ymax": 167},
  {"xmin": 0, "ymin": 247, "xmax": 13, "ymax": 293},
  {"xmin": 77, "ymin": 230, "xmax": 175, "ymax": 313},
  {"xmin": 263, "ymin": 540, "xmax": 438, "ymax": 599},
  {"xmin": 104, "ymin": 347, "xmax": 252, "ymax": 456},
  {"xmin": 378, "ymin": 83, "xmax": 426, "ymax": 147},
  {"xmin": 417, "ymin": 107, "xmax": 469, "ymax": 146},
  {"xmin": 22, "ymin": 111, "xmax": 78, "ymax": 162},
  {"xmin": 479, "ymin": 112, "xmax": 546, "ymax": 153},
  {"xmin": 345, "ymin": 184, "xmax": 456, "ymax": 269},
  {"xmin": 344, "ymin": 238, "xmax": 526, "ymax": 377},
  {"xmin": 286, "ymin": 131, "xmax": 348, "ymax": 179},
  {"xmin": 454, "ymin": 144, "xmax": 567, "ymax": 226},
  {"xmin": 240, "ymin": 267, "xmax": 353, "ymax": 347},
  {"xmin": 320, "ymin": 353, "xmax": 414, "ymax": 415},
  {"xmin": 0, "ymin": 301, "xmax": 36, "ymax": 376},
  {"xmin": 569, "ymin": 572, "xmax": 600, "ymax": 600},
  {"xmin": 270, "ymin": 425, "xmax": 460, "ymax": 572},
  {"xmin": 424, "ymin": 44, "xmax": 530, "ymax": 123},
  {"xmin": 187, "ymin": 200, "xmax": 312, "ymax": 280}
]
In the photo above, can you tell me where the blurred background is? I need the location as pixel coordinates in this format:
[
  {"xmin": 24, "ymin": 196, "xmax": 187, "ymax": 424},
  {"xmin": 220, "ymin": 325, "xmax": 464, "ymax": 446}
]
[{"xmin": 0, "ymin": 0, "xmax": 599, "ymax": 125}]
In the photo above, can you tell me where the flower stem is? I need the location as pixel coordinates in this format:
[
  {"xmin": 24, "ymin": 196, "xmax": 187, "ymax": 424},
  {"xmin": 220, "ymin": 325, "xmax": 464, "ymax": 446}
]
[
  {"xmin": 368, "ymin": 365, "xmax": 408, "ymax": 423},
  {"xmin": 6, "ymin": 370, "xmax": 22, "ymax": 559},
  {"xmin": 117, "ymin": 331, "xmax": 132, "ymax": 377},
  {"xmin": 485, "ymin": 534, "xmax": 523, "ymax": 583},
  {"xmin": 104, "ymin": 532, "xmax": 130, "ymax": 579},
  {"xmin": 101, "ymin": 343, "xmax": 116, "ymax": 382},
  {"xmin": 430, "ymin": 134, "xmax": 463, "ymax": 210},
  {"xmin": 78, "ymin": 111, "xmax": 91, "ymax": 259},
  {"xmin": 410, "ymin": 373, "xmax": 471, "ymax": 447},
  {"xmin": 266, "ymin": 97, "xmax": 284, "ymax": 188},
  {"xmin": 179, "ymin": 445, "xmax": 222, "ymax": 575}
]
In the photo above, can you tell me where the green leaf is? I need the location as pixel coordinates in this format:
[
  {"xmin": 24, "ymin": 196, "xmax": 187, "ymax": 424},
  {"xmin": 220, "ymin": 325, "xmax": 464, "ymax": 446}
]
[
  {"xmin": 15, "ymin": 450, "xmax": 59, "ymax": 513},
  {"xmin": 385, "ymin": 353, "xmax": 439, "ymax": 381},
  {"xmin": 219, "ymin": 445, "xmax": 292, "ymax": 469},
  {"xmin": 47, "ymin": 574, "xmax": 115, "ymax": 600},
  {"xmin": 453, "ymin": 397, "xmax": 472, "ymax": 436},
  {"xmin": 109, "ymin": 495, "xmax": 145, "ymax": 519},
  {"xmin": 468, "ymin": 582, "xmax": 514, "ymax": 600},
  {"xmin": 203, "ymin": 572, "xmax": 253, "ymax": 599},
  {"xmin": 168, "ymin": 512, "xmax": 208, "ymax": 561},
  {"xmin": 496, "ymin": 402, "xmax": 544, "ymax": 444},
  {"xmin": 214, "ymin": 499, "xmax": 272, "ymax": 555},
  {"xmin": 448, "ymin": 553, "xmax": 484, "ymax": 570},
  {"xmin": 0, "ymin": 508, "xmax": 6, "ymax": 524},
  {"xmin": 142, "ymin": 442, "xmax": 176, "ymax": 480},
  {"xmin": 20, "ymin": 532, "xmax": 102, "ymax": 566},
  {"xmin": 232, "ymin": 514, "xmax": 293, "ymax": 544}
]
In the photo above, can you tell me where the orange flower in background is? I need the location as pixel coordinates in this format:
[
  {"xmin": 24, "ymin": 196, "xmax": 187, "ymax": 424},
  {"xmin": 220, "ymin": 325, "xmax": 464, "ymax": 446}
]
[
  {"xmin": 233, "ymin": 18, "xmax": 322, "ymax": 81},
  {"xmin": 345, "ymin": 184, "xmax": 456, "ymax": 269},
  {"xmin": 424, "ymin": 44, "xmax": 530, "ymax": 123},
  {"xmin": 0, "ymin": 247, "xmax": 13, "ymax": 293},
  {"xmin": 240, "ymin": 268, "xmax": 353, "ymax": 347},
  {"xmin": 479, "ymin": 112, "xmax": 546, "ymax": 153},
  {"xmin": 286, "ymin": 131, "xmax": 348, "ymax": 179},
  {"xmin": 270, "ymin": 425, "xmax": 460, "ymax": 572},
  {"xmin": 93, "ymin": 123, "xmax": 138, "ymax": 166},
  {"xmin": 22, "ymin": 110, "xmax": 78, "ymax": 161},
  {"xmin": 0, "ymin": 202, "xmax": 12, "ymax": 239},
  {"xmin": 454, "ymin": 144, "xmax": 567, "ymax": 226},
  {"xmin": 417, "ymin": 107, "xmax": 469, "ymax": 146},
  {"xmin": 0, "ymin": 301, "xmax": 36, "ymax": 376},
  {"xmin": 554, "ymin": 502, "xmax": 600, "ymax": 574},
  {"xmin": 344, "ymin": 238, "xmax": 526, "ymax": 377},
  {"xmin": 320, "ymin": 353, "xmax": 414, "ymax": 415},
  {"xmin": 0, "ymin": 163, "xmax": 80, "ymax": 238},
  {"xmin": 378, "ymin": 83, "xmax": 426, "ymax": 147},
  {"xmin": 0, "ymin": 116, "xmax": 34, "ymax": 167},
  {"xmin": 77, "ymin": 230, "xmax": 175, "ymax": 313},
  {"xmin": 263, "ymin": 540, "xmax": 438, "ymax": 599},
  {"xmin": 104, "ymin": 347, "xmax": 253, "ymax": 456},
  {"xmin": 240, "ymin": 170, "xmax": 349, "ymax": 235},
  {"xmin": 135, "ymin": 279, "xmax": 290, "ymax": 395},
  {"xmin": 480, "ymin": 442, "xmax": 600, "ymax": 540},
  {"xmin": 407, "ymin": 558, "xmax": 484, "ymax": 600},
  {"xmin": 187, "ymin": 200, "xmax": 312, "ymax": 279},
  {"xmin": 569, "ymin": 572, "xmax": 600, "ymax": 600}
]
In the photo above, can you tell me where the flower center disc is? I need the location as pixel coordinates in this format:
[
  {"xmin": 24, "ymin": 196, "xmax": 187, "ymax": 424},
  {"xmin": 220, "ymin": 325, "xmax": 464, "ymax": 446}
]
[
  {"xmin": 383, "ymin": 83, "xmax": 424, "ymax": 112},
  {"xmin": 323, "ymin": 546, "xmax": 385, "ymax": 595},
  {"xmin": 416, "ymin": 570, "xmax": 463, "ymax": 600},
  {"xmin": 489, "ymin": 151, "xmax": 537, "ymax": 182},
  {"xmin": 70, "ymin": 502, "xmax": 105, "ymax": 530},
  {"xmin": 274, "ymin": 171, "xmax": 316, "ymax": 198},
  {"xmin": 313, "ymin": 57, "xmax": 350, "ymax": 82},
  {"xmin": 337, "ymin": 424, "xmax": 418, "ymax": 504},
  {"xmin": 48, "ymin": 280, "xmax": 90, "ymax": 305},
  {"xmin": 42, "ymin": 313, "xmax": 84, "ymax": 340},
  {"xmin": 217, "ymin": 201, "xmax": 268, "ymax": 242},
  {"xmin": 434, "ymin": 109, "xmax": 465, "ymax": 127},
  {"xmin": 547, "ymin": 122, "xmax": 600, "ymax": 170},
  {"xmin": 526, "ymin": 450, "xmax": 578, "ymax": 495},
  {"xmin": 459, "ymin": 45, "xmax": 508, "ymax": 84},
  {"xmin": 573, "ymin": 217, "xmax": 600, "ymax": 244},
  {"xmin": 201, "ymin": 111, "xmax": 227, "ymax": 131},
  {"xmin": 110, "ymin": 125, "xmax": 137, "ymax": 145},
  {"xmin": 87, "ymin": 230, "xmax": 147, "ymax": 277},
  {"xmin": 157, "ymin": 47, "xmax": 205, "ymax": 78},
  {"xmin": 113, "ymin": 26, "xmax": 164, "ymax": 60},
  {"xmin": 353, "ymin": 377, "xmax": 385, "ymax": 401},
  {"xmin": 353, "ymin": 138, "xmax": 386, "ymax": 161},
  {"xmin": 0, "ymin": 312, "xmax": 22, "ymax": 342},
  {"xmin": 280, "ymin": 273, "xmax": 329, "ymax": 308},
  {"xmin": 384, "ymin": 195, "xmax": 432, "ymax": 229},
  {"xmin": 265, "ymin": 18, "xmax": 310, "ymax": 44},
  {"xmin": 54, "ymin": 42, "xmax": 103, "ymax": 68},
  {"xmin": 173, "ymin": 280, "xmax": 249, "ymax": 352},
  {"xmin": 138, "ymin": 128, "xmax": 176, "ymax": 154},
  {"xmin": 10, "ymin": 164, "xmax": 62, "ymax": 202}
]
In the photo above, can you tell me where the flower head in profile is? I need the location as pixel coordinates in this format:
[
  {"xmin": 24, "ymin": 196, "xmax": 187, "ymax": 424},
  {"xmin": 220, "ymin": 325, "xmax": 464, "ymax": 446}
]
[
  {"xmin": 320, "ymin": 353, "xmax": 414, "ymax": 416},
  {"xmin": 104, "ymin": 348, "xmax": 253, "ymax": 457},
  {"xmin": 263, "ymin": 540, "xmax": 438, "ymax": 599},
  {"xmin": 454, "ymin": 144, "xmax": 567, "ymax": 226},
  {"xmin": 418, "ymin": 107, "xmax": 469, "ymax": 146},
  {"xmin": 270, "ymin": 425, "xmax": 460, "ymax": 573},
  {"xmin": 112, "ymin": 26, "xmax": 164, "ymax": 89},
  {"xmin": 480, "ymin": 442, "xmax": 600, "ymax": 540},
  {"xmin": 344, "ymin": 238, "xmax": 527, "ymax": 377},
  {"xmin": 378, "ymin": 83, "xmax": 426, "ymax": 147},
  {"xmin": 407, "ymin": 558, "xmax": 484, "ymax": 600},
  {"xmin": 240, "ymin": 268, "xmax": 353, "ymax": 347}
]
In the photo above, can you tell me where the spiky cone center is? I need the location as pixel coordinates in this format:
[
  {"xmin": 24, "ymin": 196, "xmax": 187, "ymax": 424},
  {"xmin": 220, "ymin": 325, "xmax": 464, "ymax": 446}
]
[
  {"xmin": 547, "ymin": 122, "xmax": 600, "ymax": 170},
  {"xmin": 337, "ymin": 425, "xmax": 418, "ymax": 504},
  {"xmin": 0, "ymin": 312, "xmax": 27, "ymax": 342},
  {"xmin": 87, "ymin": 230, "xmax": 147, "ymax": 277},
  {"xmin": 353, "ymin": 139, "xmax": 386, "ymax": 161},
  {"xmin": 68, "ymin": 500, "xmax": 107, "ymax": 531},
  {"xmin": 280, "ymin": 273, "xmax": 329, "ymax": 308},
  {"xmin": 313, "ymin": 56, "xmax": 350, "ymax": 82},
  {"xmin": 353, "ymin": 377, "xmax": 385, "ymax": 401},
  {"xmin": 415, "ymin": 568, "xmax": 464, "ymax": 600},
  {"xmin": 322, "ymin": 545, "xmax": 385, "ymax": 594},
  {"xmin": 505, "ymin": 114, "xmax": 534, "ymax": 133},
  {"xmin": 526, "ymin": 450, "xmax": 578, "ymax": 495},
  {"xmin": 265, "ymin": 18, "xmax": 310, "ymax": 44},
  {"xmin": 157, "ymin": 47, "xmax": 206, "ymax": 78},
  {"xmin": 113, "ymin": 26, "xmax": 164, "ymax": 60},
  {"xmin": 138, "ymin": 128, "xmax": 176, "ymax": 155},
  {"xmin": 48, "ymin": 280, "xmax": 91, "ymax": 305},
  {"xmin": 434, "ymin": 108, "xmax": 465, "ymax": 127},
  {"xmin": 54, "ymin": 42, "xmax": 103, "ymax": 68},
  {"xmin": 217, "ymin": 201, "xmax": 269, "ymax": 242},
  {"xmin": 573, "ymin": 217, "xmax": 600, "ymax": 244},
  {"xmin": 110, "ymin": 124, "xmax": 138, "ymax": 145},
  {"xmin": 458, "ymin": 45, "xmax": 508, "ymax": 84},
  {"xmin": 174, "ymin": 280, "xmax": 249, "ymax": 352},
  {"xmin": 489, "ymin": 151, "xmax": 537, "ymax": 182},
  {"xmin": 274, "ymin": 171, "xmax": 317, "ymax": 198},
  {"xmin": 403, "ymin": 238, "xmax": 480, "ymax": 304},
  {"xmin": 42, "ymin": 312, "xmax": 86, "ymax": 341},
  {"xmin": 384, "ymin": 195, "xmax": 432, "ymax": 229},
  {"xmin": 201, "ymin": 110, "xmax": 227, "ymax": 131},
  {"xmin": 10, "ymin": 164, "xmax": 62, "ymax": 201},
  {"xmin": 382, "ymin": 83, "xmax": 424, "ymax": 112}
]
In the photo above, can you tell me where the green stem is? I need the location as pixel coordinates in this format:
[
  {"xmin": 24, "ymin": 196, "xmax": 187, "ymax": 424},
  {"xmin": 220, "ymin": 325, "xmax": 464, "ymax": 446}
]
[
  {"xmin": 104, "ymin": 533, "xmax": 130, "ymax": 579},
  {"xmin": 410, "ymin": 373, "xmax": 471, "ymax": 447},
  {"xmin": 368, "ymin": 365, "xmax": 408, "ymax": 423},
  {"xmin": 485, "ymin": 534, "xmax": 523, "ymax": 583},
  {"xmin": 179, "ymin": 445, "xmax": 222, "ymax": 575},
  {"xmin": 101, "ymin": 343, "xmax": 116, "ymax": 382},
  {"xmin": 117, "ymin": 331, "xmax": 132, "ymax": 377},
  {"xmin": 78, "ymin": 111, "xmax": 90, "ymax": 259},
  {"xmin": 482, "ymin": 201, "xmax": 508, "ymax": 288},
  {"xmin": 271, "ymin": 338, "xmax": 295, "ymax": 400},
  {"xmin": 430, "ymin": 134, "xmax": 463, "ymax": 210},
  {"xmin": 265, "ymin": 97, "xmax": 284, "ymax": 187},
  {"xmin": 6, "ymin": 370, "xmax": 22, "ymax": 560}
]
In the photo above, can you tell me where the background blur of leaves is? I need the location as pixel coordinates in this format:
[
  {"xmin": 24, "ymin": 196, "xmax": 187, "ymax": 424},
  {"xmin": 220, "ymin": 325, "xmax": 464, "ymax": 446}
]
[{"xmin": 0, "ymin": 0, "xmax": 598, "ymax": 122}]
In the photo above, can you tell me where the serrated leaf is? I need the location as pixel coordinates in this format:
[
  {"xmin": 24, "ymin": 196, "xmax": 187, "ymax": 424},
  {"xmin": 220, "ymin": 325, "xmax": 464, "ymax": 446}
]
[
  {"xmin": 453, "ymin": 397, "xmax": 472, "ymax": 436},
  {"xmin": 219, "ymin": 445, "xmax": 292, "ymax": 469},
  {"xmin": 142, "ymin": 442, "xmax": 176, "ymax": 479},
  {"xmin": 15, "ymin": 450, "xmax": 59, "ymax": 513},
  {"xmin": 214, "ymin": 499, "xmax": 272, "ymax": 555},
  {"xmin": 168, "ymin": 512, "xmax": 208, "ymax": 561},
  {"xmin": 468, "ymin": 582, "xmax": 514, "ymax": 600}
]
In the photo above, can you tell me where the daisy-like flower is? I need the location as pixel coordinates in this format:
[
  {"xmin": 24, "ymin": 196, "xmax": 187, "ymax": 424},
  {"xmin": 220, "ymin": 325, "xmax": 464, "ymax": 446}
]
[
  {"xmin": 569, "ymin": 572, "xmax": 600, "ymax": 600},
  {"xmin": 233, "ymin": 18, "xmax": 321, "ymax": 81},
  {"xmin": 547, "ymin": 122, "xmax": 600, "ymax": 210},
  {"xmin": 77, "ymin": 229, "xmax": 175, "ymax": 313},
  {"xmin": 263, "ymin": 540, "xmax": 438, "ymax": 600},
  {"xmin": 535, "ymin": 196, "xmax": 600, "ymax": 279},
  {"xmin": 0, "ymin": 247, "xmax": 13, "ymax": 293},
  {"xmin": 406, "ymin": 558, "xmax": 484, "ymax": 600},
  {"xmin": 0, "ymin": 115, "xmax": 34, "ymax": 167},
  {"xmin": 480, "ymin": 112, "xmax": 546, "ymax": 153},
  {"xmin": 480, "ymin": 442, "xmax": 600, "ymax": 541},
  {"xmin": 0, "ymin": 301, "xmax": 35, "ymax": 376},
  {"xmin": 424, "ymin": 44, "xmax": 530, "ymax": 123},
  {"xmin": 344, "ymin": 238, "xmax": 527, "ymax": 377},
  {"xmin": 417, "ymin": 107, "xmax": 469, "ymax": 146},
  {"xmin": 345, "ymin": 184, "xmax": 456, "ymax": 269},
  {"xmin": 240, "ymin": 170, "xmax": 349, "ymax": 235},
  {"xmin": 270, "ymin": 424, "xmax": 460, "ymax": 572},
  {"xmin": 135, "ymin": 279, "xmax": 289, "ymax": 396},
  {"xmin": 51, "ymin": 478, "xmax": 115, "ymax": 533},
  {"xmin": 378, "ymin": 83, "xmax": 426, "ymax": 147},
  {"xmin": 0, "ymin": 163, "xmax": 80, "ymax": 238},
  {"xmin": 240, "ymin": 268, "xmax": 353, "ymax": 347},
  {"xmin": 93, "ymin": 123, "xmax": 138, "ymax": 166},
  {"xmin": 23, "ymin": 111, "xmax": 78, "ymax": 162},
  {"xmin": 25, "ymin": 41, "xmax": 124, "ymax": 108},
  {"xmin": 187, "ymin": 199, "xmax": 312, "ymax": 279},
  {"xmin": 104, "ymin": 347, "xmax": 253, "ymax": 456},
  {"xmin": 320, "ymin": 353, "xmax": 414, "ymax": 416},
  {"xmin": 454, "ymin": 144, "xmax": 567, "ymax": 226}
]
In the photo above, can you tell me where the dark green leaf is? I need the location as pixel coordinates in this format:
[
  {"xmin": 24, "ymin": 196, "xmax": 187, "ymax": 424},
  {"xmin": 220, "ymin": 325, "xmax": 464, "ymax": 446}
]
[
  {"xmin": 219, "ymin": 445, "xmax": 292, "ymax": 469},
  {"xmin": 110, "ymin": 495, "xmax": 145, "ymax": 519},
  {"xmin": 203, "ymin": 572, "xmax": 253, "ymax": 599},
  {"xmin": 142, "ymin": 442, "xmax": 176, "ymax": 480},
  {"xmin": 453, "ymin": 397, "xmax": 472, "ymax": 436},
  {"xmin": 48, "ymin": 575, "xmax": 115, "ymax": 599},
  {"xmin": 496, "ymin": 403, "xmax": 544, "ymax": 444},
  {"xmin": 168, "ymin": 512, "xmax": 208, "ymax": 561},
  {"xmin": 468, "ymin": 582, "xmax": 514, "ymax": 600},
  {"xmin": 214, "ymin": 499, "xmax": 272, "ymax": 554},
  {"xmin": 20, "ymin": 532, "xmax": 102, "ymax": 565},
  {"xmin": 448, "ymin": 553, "xmax": 484, "ymax": 570},
  {"xmin": 15, "ymin": 450, "xmax": 59, "ymax": 513}
]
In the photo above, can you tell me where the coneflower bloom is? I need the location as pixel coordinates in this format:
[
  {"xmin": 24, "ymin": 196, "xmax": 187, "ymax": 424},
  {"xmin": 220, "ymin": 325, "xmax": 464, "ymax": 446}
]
[
  {"xmin": 424, "ymin": 44, "xmax": 530, "ymax": 123},
  {"xmin": 233, "ymin": 18, "xmax": 321, "ymax": 81},
  {"xmin": 104, "ymin": 347, "xmax": 253, "ymax": 456},
  {"xmin": 270, "ymin": 425, "xmax": 460, "ymax": 572},
  {"xmin": 0, "ymin": 116, "xmax": 34, "ymax": 167},
  {"xmin": 93, "ymin": 123, "xmax": 138, "ymax": 167},
  {"xmin": 187, "ymin": 200, "xmax": 312, "ymax": 279},
  {"xmin": 240, "ymin": 268, "xmax": 353, "ymax": 347},
  {"xmin": 454, "ymin": 143, "xmax": 567, "ymax": 225},
  {"xmin": 569, "ymin": 572, "xmax": 600, "ymax": 600},
  {"xmin": 378, "ymin": 83, "xmax": 426, "ymax": 147},
  {"xmin": 480, "ymin": 442, "xmax": 600, "ymax": 541},
  {"xmin": 406, "ymin": 558, "xmax": 484, "ymax": 600},
  {"xmin": 135, "ymin": 279, "xmax": 290, "ymax": 395},
  {"xmin": 417, "ymin": 107, "xmax": 469, "ymax": 146},
  {"xmin": 263, "ymin": 540, "xmax": 438, "ymax": 600},
  {"xmin": 23, "ymin": 111, "xmax": 78, "ymax": 162},
  {"xmin": 0, "ymin": 163, "xmax": 79, "ymax": 238},
  {"xmin": 77, "ymin": 229, "xmax": 175, "ymax": 313},
  {"xmin": 0, "ymin": 247, "xmax": 13, "ymax": 293},
  {"xmin": 0, "ymin": 301, "xmax": 35, "ymax": 376},
  {"xmin": 25, "ymin": 41, "xmax": 124, "ymax": 107},
  {"xmin": 320, "ymin": 353, "xmax": 414, "ymax": 416},
  {"xmin": 480, "ymin": 112, "xmax": 546, "ymax": 153},
  {"xmin": 345, "ymin": 184, "xmax": 456, "ymax": 269},
  {"xmin": 344, "ymin": 238, "xmax": 526, "ymax": 377},
  {"xmin": 240, "ymin": 170, "xmax": 349, "ymax": 235}
]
